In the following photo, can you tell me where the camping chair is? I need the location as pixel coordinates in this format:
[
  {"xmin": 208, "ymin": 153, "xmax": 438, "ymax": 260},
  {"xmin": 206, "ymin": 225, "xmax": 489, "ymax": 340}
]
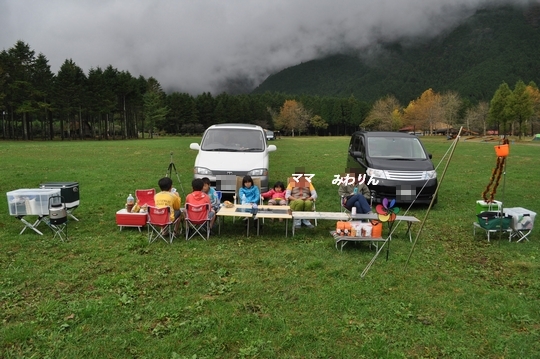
[
  {"xmin": 287, "ymin": 177, "xmax": 317, "ymax": 226},
  {"xmin": 147, "ymin": 206, "xmax": 179, "ymax": 244},
  {"xmin": 136, "ymin": 188, "xmax": 155, "ymax": 209},
  {"xmin": 233, "ymin": 176, "xmax": 263, "ymax": 205},
  {"xmin": 340, "ymin": 190, "xmax": 374, "ymax": 213},
  {"xmin": 184, "ymin": 202, "xmax": 212, "ymax": 240}
]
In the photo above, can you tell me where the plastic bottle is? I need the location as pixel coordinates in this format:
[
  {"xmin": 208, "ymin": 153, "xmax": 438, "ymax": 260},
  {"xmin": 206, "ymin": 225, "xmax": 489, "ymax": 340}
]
[
  {"xmin": 126, "ymin": 193, "xmax": 135, "ymax": 212},
  {"xmin": 241, "ymin": 194, "xmax": 247, "ymax": 205},
  {"xmin": 351, "ymin": 207, "xmax": 357, "ymax": 216},
  {"xmin": 353, "ymin": 187, "xmax": 358, "ymax": 194}
]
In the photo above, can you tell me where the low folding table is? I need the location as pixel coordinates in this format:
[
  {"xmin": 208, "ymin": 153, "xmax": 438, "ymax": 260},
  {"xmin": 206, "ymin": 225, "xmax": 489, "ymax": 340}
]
[
  {"xmin": 473, "ymin": 221, "xmax": 512, "ymax": 242},
  {"xmin": 473, "ymin": 207, "xmax": 536, "ymax": 242},
  {"xmin": 216, "ymin": 204, "xmax": 256, "ymax": 236},
  {"xmin": 331, "ymin": 230, "xmax": 386, "ymax": 251},
  {"xmin": 253, "ymin": 205, "xmax": 292, "ymax": 236}
]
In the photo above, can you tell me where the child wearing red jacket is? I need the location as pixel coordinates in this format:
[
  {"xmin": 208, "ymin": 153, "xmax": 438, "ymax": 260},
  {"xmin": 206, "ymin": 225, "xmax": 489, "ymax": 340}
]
[{"xmin": 261, "ymin": 181, "xmax": 287, "ymax": 206}]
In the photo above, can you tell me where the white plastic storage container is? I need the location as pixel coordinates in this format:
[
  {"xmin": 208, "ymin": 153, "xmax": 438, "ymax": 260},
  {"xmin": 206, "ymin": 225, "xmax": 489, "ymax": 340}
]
[
  {"xmin": 7, "ymin": 188, "xmax": 61, "ymax": 216},
  {"xmin": 503, "ymin": 207, "xmax": 536, "ymax": 231}
]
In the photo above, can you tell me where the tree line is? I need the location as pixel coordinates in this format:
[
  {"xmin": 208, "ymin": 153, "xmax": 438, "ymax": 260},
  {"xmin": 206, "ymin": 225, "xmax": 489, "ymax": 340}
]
[
  {"xmin": 360, "ymin": 82, "xmax": 540, "ymax": 138},
  {"xmin": 0, "ymin": 41, "xmax": 372, "ymax": 140},
  {"xmin": 2, "ymin": 41, "xmax": 539, "ymax": 141}
]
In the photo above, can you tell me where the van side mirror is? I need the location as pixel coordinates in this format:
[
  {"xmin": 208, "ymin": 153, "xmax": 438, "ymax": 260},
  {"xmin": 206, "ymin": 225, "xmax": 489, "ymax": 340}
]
[
  {"xmin": 190, "ymin": 143, "xmax": 200, "ymax": 150},
  {"xmin": 352, "ymin": 151, "xmax": 363, "ymax": 158},
  {"xmin": 428, "ymin": 153, "xmax": 432, "ymax": 159},
  {"xmin": 268, "ymin": 145, "xmax": 277, "ymax": 152}
]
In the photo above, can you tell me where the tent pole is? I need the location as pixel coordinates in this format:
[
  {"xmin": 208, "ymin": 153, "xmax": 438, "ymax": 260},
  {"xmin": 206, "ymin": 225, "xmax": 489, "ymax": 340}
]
[{"xmin": 405, "ymin": 127, "xmax": 463, "ymax": 266}]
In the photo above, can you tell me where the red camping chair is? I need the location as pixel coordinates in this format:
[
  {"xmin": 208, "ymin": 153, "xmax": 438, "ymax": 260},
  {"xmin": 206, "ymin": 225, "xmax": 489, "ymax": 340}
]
[
  {"xmin": 147, "ymin": 206, "xmax": 179, "ymax": 244},
  {"xmin": 184, "ymin": 203, "xmax": 211, "ymax": 241},
  {"xmin": 136, "ymin": 188, "xmax": 155, "ymax": 207}
]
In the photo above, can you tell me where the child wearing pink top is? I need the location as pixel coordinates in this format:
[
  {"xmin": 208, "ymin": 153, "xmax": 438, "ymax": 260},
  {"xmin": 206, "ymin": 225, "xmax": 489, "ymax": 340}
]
[{"xmin": 261, "ymin": 181, "xmax": 287, "ymax": 205}]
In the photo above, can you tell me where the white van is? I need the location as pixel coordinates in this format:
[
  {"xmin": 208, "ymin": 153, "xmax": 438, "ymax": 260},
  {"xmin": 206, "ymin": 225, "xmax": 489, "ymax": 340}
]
[{"xmin": 189, "ymin": 123, "xmax": 277, "ymax": 194}]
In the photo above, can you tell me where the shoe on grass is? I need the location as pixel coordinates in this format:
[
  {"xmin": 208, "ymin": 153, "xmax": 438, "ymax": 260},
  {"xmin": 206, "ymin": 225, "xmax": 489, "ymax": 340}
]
[{"xmin": 301, "ymin": 219, "xmax": 314, "ymax": 228}]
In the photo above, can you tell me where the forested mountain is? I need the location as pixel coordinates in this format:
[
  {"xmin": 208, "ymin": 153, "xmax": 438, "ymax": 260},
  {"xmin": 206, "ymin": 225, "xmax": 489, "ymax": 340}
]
[
  {"xmin": 2, "ymin": 4, "xmax": 540, "ymax": 140},
  {"xmin": 252, "ymin": 5, "xmax": 540, "ymax": 104}
]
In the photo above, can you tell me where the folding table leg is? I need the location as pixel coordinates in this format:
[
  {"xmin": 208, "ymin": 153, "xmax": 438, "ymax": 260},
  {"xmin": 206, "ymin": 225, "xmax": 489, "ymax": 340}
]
[{"xmin": 18, "ymin": 217, "xmax": 45, "ymax": 235}]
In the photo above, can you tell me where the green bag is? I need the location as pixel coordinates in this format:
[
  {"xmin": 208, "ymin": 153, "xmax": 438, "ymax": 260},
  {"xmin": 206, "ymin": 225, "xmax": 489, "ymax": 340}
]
[{"xmin": 477, "ymin": 211, "xmax": 512, "ymax": 230}]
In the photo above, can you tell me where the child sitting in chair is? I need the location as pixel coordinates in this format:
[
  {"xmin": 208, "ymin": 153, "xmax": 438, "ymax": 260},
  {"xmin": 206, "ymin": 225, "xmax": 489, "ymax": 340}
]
[
  {"xmin": 185, "ymin": 178, "xmax": 216, "ymax": 229},
  {"xmin": 201, "ymin": 177, "xmax": 220, "ymax": 212},
  {"xmin": 261, "ymin": 181, "xmax": 287, "ymax": 205},
  {"xmin": 239, "ymin": 175, "xmax": 260, "ymax": 205},
  {"xmin": 154, "ymin": 177, "xmax": 182, "ymax": 234}
]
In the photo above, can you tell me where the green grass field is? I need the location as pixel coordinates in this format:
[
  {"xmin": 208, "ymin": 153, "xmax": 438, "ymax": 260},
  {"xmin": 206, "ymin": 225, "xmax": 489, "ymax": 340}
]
[{"xmin": 1, "ymin": 136, "xmax": 539, "ymax": 358}]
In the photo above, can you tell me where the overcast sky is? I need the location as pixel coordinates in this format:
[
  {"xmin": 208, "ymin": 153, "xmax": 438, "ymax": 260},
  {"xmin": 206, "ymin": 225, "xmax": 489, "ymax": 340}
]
[{"xmin": 0, "ymin": 0, "xmax": 536, "ymax": 94}]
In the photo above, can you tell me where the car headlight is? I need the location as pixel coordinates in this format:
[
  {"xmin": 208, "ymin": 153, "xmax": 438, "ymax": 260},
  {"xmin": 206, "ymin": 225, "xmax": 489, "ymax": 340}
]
[
  {"xmin": 366, "ymin": 167, "xmax": 387, "ymax": 179},
  {"xmin": 194, "ymin": 167, "xmax": 213, "ymax": 175},
  {"xmin": 248, "ymin": 169, "xmax": 268, "ymax": 176},
  {"xmin": 422, "ymin": 170, "xmax": 437, "ymax": 180}
]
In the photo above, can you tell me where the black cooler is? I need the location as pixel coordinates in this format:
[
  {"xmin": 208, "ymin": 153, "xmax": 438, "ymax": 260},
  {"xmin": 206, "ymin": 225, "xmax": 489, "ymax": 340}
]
[{"xmin": 39, "ymin": 182, "xmax": 80, "ymax": 209}]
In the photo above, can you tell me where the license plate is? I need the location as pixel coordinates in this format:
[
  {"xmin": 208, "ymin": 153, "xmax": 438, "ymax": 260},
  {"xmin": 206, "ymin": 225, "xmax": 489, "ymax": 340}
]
[
  {"xmin": 216, "ymin": 175, "xmax": 236, "ymax": 191},
  {"xmin": 397, "ymin": 186, "xmax": 416, "ymax": 201}
]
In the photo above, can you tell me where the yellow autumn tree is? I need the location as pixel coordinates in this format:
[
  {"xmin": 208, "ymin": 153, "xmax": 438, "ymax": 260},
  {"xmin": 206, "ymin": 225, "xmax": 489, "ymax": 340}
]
[
  {"xmin": 525, "ymin": 84, "xmax": 540, "ymax": 135},
  {"xmin": 403, "ymin": 89, "xmax": 443, "ymax": 134},
  {"xmin": 362, "ymin": 95, "xmax": 402, "ymax": 130},
  {"xmin": 274, "ymin": 100, "xmax": 310, "ymax": 136}
]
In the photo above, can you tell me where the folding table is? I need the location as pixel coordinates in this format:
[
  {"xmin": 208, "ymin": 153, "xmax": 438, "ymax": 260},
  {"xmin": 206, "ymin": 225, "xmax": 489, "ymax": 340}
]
[
  {"xmin": 473, "ymin": 221, "xmax": 512, "ymax": 242},
  {"xmin": 216, "ymin": 204, "xmax": 255, "ymax": 236},
  {"xmin": 252, "ymin": 205, "xmax": 292, "ymax": 236},
  {"xmin": 331, "ymin": 230, "xmax": 386, "ymax": 251}
]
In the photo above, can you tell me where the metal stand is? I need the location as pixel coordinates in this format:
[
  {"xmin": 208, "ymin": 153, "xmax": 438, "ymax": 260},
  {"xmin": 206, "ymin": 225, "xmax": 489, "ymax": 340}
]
[
  {"xmin": 17, "ymin": 216, "xmax": 46, "ymax": 235},
  {"xmin": 498, "ymin": 148, "xmax": 507, "ymax": 241},
  {"xmin": 166, "ymin": 152, "xmax": 185, "ymax": 197},
  {"xmin": 47, "ymin": 219, "xmax": 68, "ymax": 241},
  {"xmin": 48, "ymin": 196, "xmax": 69, "ymax": 241}
]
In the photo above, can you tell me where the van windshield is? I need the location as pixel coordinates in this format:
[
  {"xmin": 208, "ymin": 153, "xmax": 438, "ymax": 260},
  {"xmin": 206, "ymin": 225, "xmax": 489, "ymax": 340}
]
[
  {"xmin": 367, "ymin": 137, "xmax": 427, "ymax": 159},
  {"xmin": 200, "ymin": 128, "xmax": 265, "ymax": 152}
]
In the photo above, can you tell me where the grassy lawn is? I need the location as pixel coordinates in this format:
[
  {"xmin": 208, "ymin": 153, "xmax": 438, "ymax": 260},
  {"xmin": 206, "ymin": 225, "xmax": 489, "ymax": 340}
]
[{"xmin": 0, "ymin": 136, "xmax": 539, "ymax": 358}]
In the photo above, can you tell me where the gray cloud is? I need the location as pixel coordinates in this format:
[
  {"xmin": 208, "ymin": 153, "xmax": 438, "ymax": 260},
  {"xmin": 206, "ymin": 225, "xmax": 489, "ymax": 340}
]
[{"xmin": 0, "ymin": 0, "xmax": 536, "ymax": 94}]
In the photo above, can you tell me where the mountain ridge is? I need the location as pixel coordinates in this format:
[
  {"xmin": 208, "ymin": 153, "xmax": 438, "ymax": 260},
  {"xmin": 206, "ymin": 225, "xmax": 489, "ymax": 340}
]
[{"xmin": 251, "ymin": 4, "xmax": 540, "ymax": 104}]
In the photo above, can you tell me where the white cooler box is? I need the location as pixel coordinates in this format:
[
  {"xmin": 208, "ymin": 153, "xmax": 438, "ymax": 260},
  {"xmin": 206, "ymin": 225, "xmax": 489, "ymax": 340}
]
[{"xmin": 503, "ymin": 207, "xmax": 536, "ymax": 231}]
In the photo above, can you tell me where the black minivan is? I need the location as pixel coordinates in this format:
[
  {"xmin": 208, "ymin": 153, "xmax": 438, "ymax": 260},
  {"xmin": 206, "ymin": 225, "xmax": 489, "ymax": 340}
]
[{"xmin": 346, "ymin": 131, "xmax": 438, "ymax": 205}]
